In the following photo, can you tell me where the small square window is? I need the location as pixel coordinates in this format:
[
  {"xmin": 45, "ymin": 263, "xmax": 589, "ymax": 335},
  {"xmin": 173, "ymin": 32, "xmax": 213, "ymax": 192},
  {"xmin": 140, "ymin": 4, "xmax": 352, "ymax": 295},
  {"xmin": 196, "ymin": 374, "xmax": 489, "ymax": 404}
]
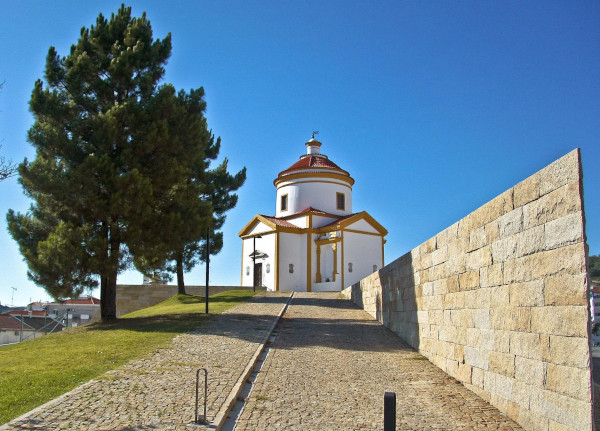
[
  {"xmin": 281, "ymin": 194, "xmax": 288, "ymax": 211},
  {"xmin": 336, "ymin": 193, "xmax": 345, "ymax": 210}
]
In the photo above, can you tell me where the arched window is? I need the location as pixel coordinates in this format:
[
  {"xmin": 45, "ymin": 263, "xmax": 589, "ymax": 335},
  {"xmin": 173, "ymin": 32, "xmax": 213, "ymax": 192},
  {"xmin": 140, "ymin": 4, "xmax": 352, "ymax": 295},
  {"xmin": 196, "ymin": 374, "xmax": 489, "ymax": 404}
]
[
  {"xmin": 246, "ymin": 266, "xmax": 250, "ymax": 276},
  {"xmin": 289, "ymin": 264, "xmax": 294, "ymax": 274},
  {"xmin": 266, "ymin": 263, "xmax": 271, "ymax": 273},
  {"xmin": 348, "ymin": 262, "xmax": 353, "ymax": 273}
]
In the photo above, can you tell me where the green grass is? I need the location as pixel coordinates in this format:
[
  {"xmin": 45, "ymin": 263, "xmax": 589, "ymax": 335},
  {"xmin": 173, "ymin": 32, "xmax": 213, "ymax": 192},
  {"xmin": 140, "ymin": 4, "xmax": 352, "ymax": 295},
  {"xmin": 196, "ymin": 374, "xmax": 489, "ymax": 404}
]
[{"xmin": 0, "ymin": 290, "xmax": 256, "ymax": 425}]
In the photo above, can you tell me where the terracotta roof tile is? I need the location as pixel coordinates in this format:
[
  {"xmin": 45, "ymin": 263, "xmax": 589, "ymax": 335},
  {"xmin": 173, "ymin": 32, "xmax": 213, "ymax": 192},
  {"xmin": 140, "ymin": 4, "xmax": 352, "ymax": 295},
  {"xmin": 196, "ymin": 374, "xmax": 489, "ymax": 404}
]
[
  {"xmin": 277, "ymin": 155, "xmax": 350, "ymax": 178},
  {"xmin": 260, "ymin": 215, "xmax": 300, "ymax": 228},
  {"xmin": 0, "ymin": 315, "xmax": 25, "ymax": 331},
  {"xmin": 5, "ymin": 310, "xmax": 47, "ymax": 317},
  {"xmin": 295, "ymin": 207, "xmax": 329, "ymax": 215},
  {"xmin": 63, "ymin": 297, "xmax": 101, "ymax": 305}
]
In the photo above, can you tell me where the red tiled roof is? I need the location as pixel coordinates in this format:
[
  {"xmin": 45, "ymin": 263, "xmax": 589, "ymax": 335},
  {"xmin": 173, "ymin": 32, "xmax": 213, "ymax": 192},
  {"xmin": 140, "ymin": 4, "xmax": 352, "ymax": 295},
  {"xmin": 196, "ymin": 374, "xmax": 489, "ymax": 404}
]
[
  {"xmin": 260, "ymin": 215, "xmax": 300, "ymax": 228},
  {"xmin": 0, "ymin": 315, "xmax": 34, "ymax": 331},
  {"xmin": 5, "ymin": 310, "xmax": 47, "ymax": 317},
  {"xmin": 295, "ymin": 207, "xmax": 329, "ymax": 216},
  {"xmin": 63, "ymin": 297, "xmax": 100, "ymax": 305},
  {"xmin": 277, "ymin": 155, "xmax": 350, "ymax": 178}
]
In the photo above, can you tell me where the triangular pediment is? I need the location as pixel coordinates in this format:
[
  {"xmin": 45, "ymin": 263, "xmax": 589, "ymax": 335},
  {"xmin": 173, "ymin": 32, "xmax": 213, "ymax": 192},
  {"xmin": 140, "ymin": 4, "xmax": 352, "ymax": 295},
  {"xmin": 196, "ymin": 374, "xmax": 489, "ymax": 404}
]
[{"xmin": 238, "ymin": 215, "xmax": 276, "ymax": 237}]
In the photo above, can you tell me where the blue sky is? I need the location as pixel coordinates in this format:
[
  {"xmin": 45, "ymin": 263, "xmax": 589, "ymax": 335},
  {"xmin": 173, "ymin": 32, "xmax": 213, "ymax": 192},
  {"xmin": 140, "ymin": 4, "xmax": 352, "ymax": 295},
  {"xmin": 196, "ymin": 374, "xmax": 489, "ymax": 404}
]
[{"xmin": 0, "ymin": 1, "xmax": 598, "ymax": 306}]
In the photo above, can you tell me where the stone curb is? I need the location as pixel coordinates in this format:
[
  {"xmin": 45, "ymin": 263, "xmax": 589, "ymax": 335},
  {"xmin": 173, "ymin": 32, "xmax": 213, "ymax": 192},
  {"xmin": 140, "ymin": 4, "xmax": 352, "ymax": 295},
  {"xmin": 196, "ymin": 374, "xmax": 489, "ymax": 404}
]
[{"xmin": 205, "ymin": 292, "xmax": 294, "ymax": 431}]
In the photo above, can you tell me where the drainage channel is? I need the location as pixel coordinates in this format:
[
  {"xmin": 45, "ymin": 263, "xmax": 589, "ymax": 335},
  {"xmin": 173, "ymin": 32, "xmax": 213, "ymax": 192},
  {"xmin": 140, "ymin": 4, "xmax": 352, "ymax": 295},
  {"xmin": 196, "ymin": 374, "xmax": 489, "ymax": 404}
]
[{"xmin": 220, "ymin": 309, "xmax": 288, "ymax": 430}]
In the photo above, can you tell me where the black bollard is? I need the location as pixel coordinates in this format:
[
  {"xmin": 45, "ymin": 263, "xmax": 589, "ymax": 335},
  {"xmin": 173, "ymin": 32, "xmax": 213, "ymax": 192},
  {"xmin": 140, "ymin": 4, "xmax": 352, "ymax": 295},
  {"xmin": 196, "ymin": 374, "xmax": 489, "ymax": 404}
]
[{"xmin": 384, "ymin": 391, "xmax": 396, "ymax": 431}]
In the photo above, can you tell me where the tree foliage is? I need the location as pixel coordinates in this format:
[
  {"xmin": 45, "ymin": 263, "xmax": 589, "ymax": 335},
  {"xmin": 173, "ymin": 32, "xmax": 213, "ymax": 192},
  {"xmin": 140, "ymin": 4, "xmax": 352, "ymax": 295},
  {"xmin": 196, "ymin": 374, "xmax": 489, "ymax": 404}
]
[
  {"xmin": 171, "ymin": 157, "xmax": 246, "ymax": 293},
  {"xmin": 7, "ymin": 5, "xmax": 236, "ymax": 320}
]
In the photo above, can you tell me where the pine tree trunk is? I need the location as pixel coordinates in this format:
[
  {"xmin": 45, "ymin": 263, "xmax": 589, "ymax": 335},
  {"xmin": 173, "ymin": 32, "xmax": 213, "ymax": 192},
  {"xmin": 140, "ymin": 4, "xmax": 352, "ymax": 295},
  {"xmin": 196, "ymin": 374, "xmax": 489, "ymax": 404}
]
[
  {"xmin": 100, "ymin": 222, "xmax": 119, "ymax": 321},
  {"xmin": 101, "ymin": 271, "xmax": 118, "ymax": 321},
  {"xmin": 176, "ymin": 251, "xmax": 186, "ymax": 295}
]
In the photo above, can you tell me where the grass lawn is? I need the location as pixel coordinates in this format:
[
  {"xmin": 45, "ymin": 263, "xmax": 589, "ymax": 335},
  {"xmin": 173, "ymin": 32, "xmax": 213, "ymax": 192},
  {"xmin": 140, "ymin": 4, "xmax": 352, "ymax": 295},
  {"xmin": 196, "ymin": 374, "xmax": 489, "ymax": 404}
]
[{"xmin": 0, "ymin": 290, "xmax": 256, "ymax": 425}]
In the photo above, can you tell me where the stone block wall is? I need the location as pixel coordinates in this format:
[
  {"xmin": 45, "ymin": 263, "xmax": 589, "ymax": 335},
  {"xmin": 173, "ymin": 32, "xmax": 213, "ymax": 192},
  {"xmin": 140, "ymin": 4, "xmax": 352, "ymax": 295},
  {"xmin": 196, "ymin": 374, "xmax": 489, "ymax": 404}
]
[
  {"xmin": 343, "ymin": 149, "xmax": 593, "ymax": 431},
  {"xmin": 116, "ymin": 285, "xmax": 254, "ymax": 317}
]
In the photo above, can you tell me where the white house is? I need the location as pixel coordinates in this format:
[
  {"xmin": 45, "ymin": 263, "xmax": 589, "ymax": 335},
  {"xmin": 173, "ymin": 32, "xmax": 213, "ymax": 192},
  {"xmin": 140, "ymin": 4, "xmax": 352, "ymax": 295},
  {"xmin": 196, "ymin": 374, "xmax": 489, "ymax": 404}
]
[{"xmin": 239, "ymin": 134, "xmax": 387, "ymax": 292}]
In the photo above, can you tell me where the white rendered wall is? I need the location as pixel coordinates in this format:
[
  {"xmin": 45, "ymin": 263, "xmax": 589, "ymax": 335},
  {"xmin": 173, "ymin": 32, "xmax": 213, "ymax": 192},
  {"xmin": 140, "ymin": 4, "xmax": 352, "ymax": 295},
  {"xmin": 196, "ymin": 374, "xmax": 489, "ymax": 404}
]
[
  {"xmin": 276, "ymin": 179, "xmax": 352, "ymax": 217},
  {"xmin": 285, "ymin": 215, "xmax": 308, "ymax": 228},
  {"xmin": 241, "ymin": 233, "xmax": 276, "ymax": 290},
  {"xmin": 312, "ymin": 215, "xmax": 339, "ymax": 228},
  {"xmin": 342, "ymin": 231, "xmax": 383, "ymax": 288},
  {"xmin": 344, "ymin": 219, "xmax": 378, "ymax": 233},
  {"xmin": 313, "ymin": 238, "xmax": 342, "ymax": 291},
  {"xmin": 248, "ymin": 221, "xmax": 273, "ymax": 236},
  {"xmin": 278, "ymin": 232, "xmax": 307, "ymax": 291}
]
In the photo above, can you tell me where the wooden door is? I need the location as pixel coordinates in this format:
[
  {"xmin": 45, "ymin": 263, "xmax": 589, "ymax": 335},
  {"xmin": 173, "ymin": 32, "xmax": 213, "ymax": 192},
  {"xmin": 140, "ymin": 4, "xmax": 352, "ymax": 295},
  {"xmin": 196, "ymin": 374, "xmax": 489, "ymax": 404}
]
[{"xmin": 254, "ymin": 263, "xmax": 262, "ymax": 287}]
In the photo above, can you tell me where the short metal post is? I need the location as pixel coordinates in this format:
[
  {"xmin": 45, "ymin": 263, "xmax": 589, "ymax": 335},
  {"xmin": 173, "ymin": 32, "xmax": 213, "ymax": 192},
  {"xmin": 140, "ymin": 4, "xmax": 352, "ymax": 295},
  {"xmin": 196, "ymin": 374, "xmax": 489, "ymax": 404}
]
[
  {"xmin": 384, "ymin": 391, "xmax": 396, "ymax": 431},
  {"xmin": 195, "ymin": 368, "xmax": 208, "ymax": 424}
]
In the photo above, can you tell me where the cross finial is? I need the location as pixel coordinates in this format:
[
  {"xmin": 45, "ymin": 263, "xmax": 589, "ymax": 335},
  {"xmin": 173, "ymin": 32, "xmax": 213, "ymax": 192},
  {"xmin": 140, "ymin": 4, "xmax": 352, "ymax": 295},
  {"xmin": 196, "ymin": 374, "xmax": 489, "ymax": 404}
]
[{"xmin": 311, "ymin": 130, "xmax": 319, "ymax": 139}]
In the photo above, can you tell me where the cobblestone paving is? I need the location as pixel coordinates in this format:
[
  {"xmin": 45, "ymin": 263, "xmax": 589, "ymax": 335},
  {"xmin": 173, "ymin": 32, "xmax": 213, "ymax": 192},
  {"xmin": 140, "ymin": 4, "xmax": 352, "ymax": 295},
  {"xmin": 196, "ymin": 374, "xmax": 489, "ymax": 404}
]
[
  {"xmin": 235, "ymin": 292, "xmax": 523, "ymax": 431},
  {"xmin": 1, "ymin": 292, "xmax": 291, "ymax": 431}
]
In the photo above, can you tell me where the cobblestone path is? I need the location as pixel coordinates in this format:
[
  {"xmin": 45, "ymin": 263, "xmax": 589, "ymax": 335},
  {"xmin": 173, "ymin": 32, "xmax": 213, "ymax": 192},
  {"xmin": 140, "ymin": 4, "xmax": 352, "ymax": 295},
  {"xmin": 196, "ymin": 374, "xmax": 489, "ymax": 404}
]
[
  {"xmin": 1, "ymin": 292, "xmax": 291, "ymax": 431},
  {"xmin": 234, "ymin": 292, "xmax": 522, "ymax": 431}
]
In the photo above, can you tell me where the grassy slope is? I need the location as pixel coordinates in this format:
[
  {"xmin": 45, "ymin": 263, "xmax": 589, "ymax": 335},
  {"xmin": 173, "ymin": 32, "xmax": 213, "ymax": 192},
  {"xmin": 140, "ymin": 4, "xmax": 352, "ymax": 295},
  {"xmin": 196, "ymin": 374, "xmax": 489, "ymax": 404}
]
[{"xmin": 0, "ymin": 290, "xmax": 255, "ymax": 425}]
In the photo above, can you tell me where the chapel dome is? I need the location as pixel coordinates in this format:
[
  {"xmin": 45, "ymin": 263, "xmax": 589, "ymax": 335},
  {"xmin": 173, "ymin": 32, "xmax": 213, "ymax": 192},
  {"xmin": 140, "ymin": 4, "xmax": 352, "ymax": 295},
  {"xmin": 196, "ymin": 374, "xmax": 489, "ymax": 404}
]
[
  {"xmin": 273, "ymin": 134, "xmax": 354, "ymax": 217},
  {"xmin": 274, "ymin": 135, "xmax": 354, "ymax": 187}
]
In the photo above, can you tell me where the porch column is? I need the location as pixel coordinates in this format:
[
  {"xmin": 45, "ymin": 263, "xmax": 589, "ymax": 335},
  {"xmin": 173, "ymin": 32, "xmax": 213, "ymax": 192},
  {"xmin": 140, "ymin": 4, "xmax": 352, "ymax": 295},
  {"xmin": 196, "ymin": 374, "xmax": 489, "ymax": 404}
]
[{"xmin": 316, "ymin": 244, "xmax": 322, "ymax": 283}]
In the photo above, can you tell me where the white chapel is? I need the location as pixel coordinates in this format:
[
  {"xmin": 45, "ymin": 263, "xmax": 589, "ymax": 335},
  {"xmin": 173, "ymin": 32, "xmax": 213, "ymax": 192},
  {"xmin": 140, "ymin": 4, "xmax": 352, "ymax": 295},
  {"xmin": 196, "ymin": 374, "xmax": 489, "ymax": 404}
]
[{"xmin": 239, "ymin": 134, "xmax": 387, "ymax": 292}]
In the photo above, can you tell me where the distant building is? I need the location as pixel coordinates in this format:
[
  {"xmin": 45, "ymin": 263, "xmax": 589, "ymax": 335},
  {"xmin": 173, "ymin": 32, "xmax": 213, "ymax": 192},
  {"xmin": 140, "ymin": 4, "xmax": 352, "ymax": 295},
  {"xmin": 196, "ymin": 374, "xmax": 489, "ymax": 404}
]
[
  {"xmin": 591, "ymin": 286, "xmax": 600, "ymax": 346},
  {"xmin": 239, "ymin": 134, "xmax": 387, "ymax": 292},
  {"xmin": 0, "ymin": 295, "xmax": 100, "ymax": 345}
]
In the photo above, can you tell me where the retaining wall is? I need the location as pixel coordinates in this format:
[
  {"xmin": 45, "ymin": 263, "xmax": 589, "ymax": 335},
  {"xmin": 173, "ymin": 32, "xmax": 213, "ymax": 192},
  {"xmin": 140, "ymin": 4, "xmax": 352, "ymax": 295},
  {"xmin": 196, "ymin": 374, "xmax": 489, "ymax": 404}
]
[
  {"xmin": 343, "ymin": 149, "xmax": 593, "ymax": 431},
  {"xmin": 116, "ymin": 285, "xmax": 255, "ymax": 317}
]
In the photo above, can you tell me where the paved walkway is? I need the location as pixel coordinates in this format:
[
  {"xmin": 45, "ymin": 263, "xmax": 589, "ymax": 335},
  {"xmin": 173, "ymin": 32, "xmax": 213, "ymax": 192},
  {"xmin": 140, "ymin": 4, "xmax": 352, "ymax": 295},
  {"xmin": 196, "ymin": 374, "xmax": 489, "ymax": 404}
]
[
  {"xmin": 1, "ymin": 292, "xmax": 292, "ymax": 431},
  {"xmin": 1, "ymin": 291, "xmax": 524, "ymax": 431},
  {"xmin": 235, "ymin": 292, "xmax": 522, "ymax": 431}
]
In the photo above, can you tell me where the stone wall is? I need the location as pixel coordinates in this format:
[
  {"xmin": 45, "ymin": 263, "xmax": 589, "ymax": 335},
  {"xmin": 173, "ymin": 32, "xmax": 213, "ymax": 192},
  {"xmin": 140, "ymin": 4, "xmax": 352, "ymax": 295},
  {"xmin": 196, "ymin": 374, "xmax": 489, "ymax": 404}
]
[
  {"xmin": 342, "ymin": 149, "xmax": 593, "ymax": 431},
  {"xmin": 116, "ymin": 285, "xmax": 255, "ymax": 317}
]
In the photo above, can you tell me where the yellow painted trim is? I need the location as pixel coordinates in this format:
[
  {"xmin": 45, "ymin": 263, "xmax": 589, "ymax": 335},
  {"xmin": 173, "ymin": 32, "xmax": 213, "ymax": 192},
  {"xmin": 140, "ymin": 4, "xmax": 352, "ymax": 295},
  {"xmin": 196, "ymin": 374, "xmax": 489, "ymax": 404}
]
[
  {"xmin": 275, "ymin": 179, "xmax": 354, "ymax": 191},
  {"xmin": 240, "ymin": 230, "xmax": 275, "ymax": 239},
  {"xmin": 274, "ymin": 171, "xmax": 355, "ymax": 187},
  {"xmin": 315, "ymin": 211, "xmax": 388, "ymax": 236},
  {"xmin": 332, "ymin": 243, "xmax": 338, "ymax": 282},
  {"xmin": 315, "ymin": 243, "xmax": 321, "ymax": 283},
  {"xmin": 240, "ymin": 237, "xmax": 244, "ymax": 286},
  {"xmin": 306, "ymin": 233, "xmax": 312, "ymax": 292},
  {"xmin": 341, "ymin": 228, "xmax": 345, "ymax": 291},
  {"xmin": 336, "ymin": 192, "xmax": 345, "ymax": 211},
  {"xmin": 275, "ymin": 232, "xmax": 280, "ymax": 291},
  {"xmin": 343, "ymin": 228, "xmax": 383, "ymax": 236},
  {"xmin": 238, "ymin": 214, "xmax": 276, "ymax": 236},
  {"xmin": 280, "ymin": 211, "xmax": 339, "ymax": 221},
  {"xmin": 381, "ymin": 235, "xmax": 385, "ymax": 269},
  {"xmin": 315, "ymin": 237, "xmax": 341, "ymax": 246}
]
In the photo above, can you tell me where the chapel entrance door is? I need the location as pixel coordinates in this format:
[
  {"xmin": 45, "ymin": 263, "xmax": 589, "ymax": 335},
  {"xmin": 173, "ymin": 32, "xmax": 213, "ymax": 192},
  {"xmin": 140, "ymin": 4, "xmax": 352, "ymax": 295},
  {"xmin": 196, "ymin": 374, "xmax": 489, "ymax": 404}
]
[{"xmin": 254, "ymin": 263, "xmax": 262, "ymax": 288}]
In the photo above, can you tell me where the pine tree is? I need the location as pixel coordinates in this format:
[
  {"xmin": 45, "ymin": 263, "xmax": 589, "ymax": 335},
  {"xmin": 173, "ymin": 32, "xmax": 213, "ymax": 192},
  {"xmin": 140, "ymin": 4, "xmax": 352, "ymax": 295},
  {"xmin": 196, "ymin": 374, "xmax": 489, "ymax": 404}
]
[
  {"xmin": 7, "ymin": 5, "xmax": 218, "ymax": 320},
  {"xmin": 172, "ymin": 158, "xmax": 246, "ymax": 294}
]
